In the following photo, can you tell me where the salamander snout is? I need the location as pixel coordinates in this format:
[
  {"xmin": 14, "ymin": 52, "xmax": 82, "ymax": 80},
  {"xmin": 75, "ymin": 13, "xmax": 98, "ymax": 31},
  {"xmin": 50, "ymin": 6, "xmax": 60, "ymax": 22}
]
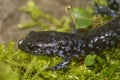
[
  {"xmin": 18, "ymin": 38, "xmax": 40, "ymax": 55},
  {"xmin": 18, "ymin": 38, "xmax": 25, "ymax": 51}
]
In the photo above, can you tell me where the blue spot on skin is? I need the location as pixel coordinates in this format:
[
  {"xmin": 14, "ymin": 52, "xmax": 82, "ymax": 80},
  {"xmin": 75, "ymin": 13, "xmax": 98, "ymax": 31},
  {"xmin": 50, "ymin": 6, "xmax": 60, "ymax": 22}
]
[
  {"xmin": 90, "ymin": 40, "xmax": 94, "ymax": 43},
  {"xmin": 106, "ymin": 41, "xmax": 110, "ymax": 45},
  {"xmin": 88, "ymin": 43, "xmax": 94, "ymax": 48},
  {"xmin": 102, "ymin": 38, "xmax": 107, "ymax": 42},
  {"xmin": 62, "ymin": 46, "xmax": 65, "ymax": 49},
  {"xmin": 45, "ymin": 50, "xmax": 51, "ymax": 55},
  {"xmin": 112, "ymin": 33, "xmax": 118, "ymax": 37},
  {"xmin": 77, "ymin": 48, "xmax": 81, "ymax": 52},
  {"xmin": 81, "ymin": 50, "xmax": 85, "ymax": 57},
  {"xmin": 58, "ymin": 50, "xmax": 64, "ymax": 57},
  {"xmin": 53, "ymin": 49, "xmax": 58, "ymax": 54},
  {"xmin": 96, "ymin": 46, "xmax": 102, "ymax": 50},
  {"xmin": 110, "ymin": 41, "xmax": 115, "ymax": 45},
  {"xmin": 94, "ymin": 36, "xmax": 99, "ymax": 42},
  {"xmin": 74, "ymin": 47, "xmax": 77, "ymax": 50}
]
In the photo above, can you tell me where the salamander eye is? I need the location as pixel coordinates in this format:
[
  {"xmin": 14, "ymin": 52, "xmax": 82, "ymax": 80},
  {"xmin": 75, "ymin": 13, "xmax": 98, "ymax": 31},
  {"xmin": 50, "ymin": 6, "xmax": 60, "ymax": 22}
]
[{"xmin": 27, "ymin": 43, "xmax": 36, "ymax": 51}]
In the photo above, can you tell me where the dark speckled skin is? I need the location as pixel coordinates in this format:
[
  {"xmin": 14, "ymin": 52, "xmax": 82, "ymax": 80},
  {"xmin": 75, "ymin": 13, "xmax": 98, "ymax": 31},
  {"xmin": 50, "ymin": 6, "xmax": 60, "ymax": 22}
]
[
  {"xmin": 107, "ymin": 0, "xmax": 120, "ymax": 10},
  {"xmin": 82, "ymin": 15, "xmax": 120, "ymax": 55},
  {"xmin": 94, "ymin": 0, "xmax": 120, "ymax": 17},
  {"xmin": 18, "ymin": 15, "xmax": 120, "ymax": 70}
]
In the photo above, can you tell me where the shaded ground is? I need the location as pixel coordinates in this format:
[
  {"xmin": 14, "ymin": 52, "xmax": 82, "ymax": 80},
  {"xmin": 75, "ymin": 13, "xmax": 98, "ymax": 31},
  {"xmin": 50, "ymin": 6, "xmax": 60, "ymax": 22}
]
[{"xmin": 0, "ymin": 0, "xmax": 90, "ymax": 45}]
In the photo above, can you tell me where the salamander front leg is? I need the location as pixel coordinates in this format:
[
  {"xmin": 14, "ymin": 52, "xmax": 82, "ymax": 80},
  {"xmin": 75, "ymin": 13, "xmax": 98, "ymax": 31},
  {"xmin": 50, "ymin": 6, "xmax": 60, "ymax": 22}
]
[{"xmin": 47, "ymin": 58, "xmax": 71, "ymax": 71}]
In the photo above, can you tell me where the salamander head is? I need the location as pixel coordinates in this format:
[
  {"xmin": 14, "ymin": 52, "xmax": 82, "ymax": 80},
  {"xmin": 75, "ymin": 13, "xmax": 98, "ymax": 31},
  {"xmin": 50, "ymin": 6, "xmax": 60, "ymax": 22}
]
[{"xmin": 18, "ymin": 31, "xmax": 61, "ymax": 55}]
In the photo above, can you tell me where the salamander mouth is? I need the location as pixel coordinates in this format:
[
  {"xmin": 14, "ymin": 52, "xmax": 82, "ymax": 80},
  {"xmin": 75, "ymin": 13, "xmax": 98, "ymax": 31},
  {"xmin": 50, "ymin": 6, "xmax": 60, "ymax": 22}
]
[
  {"xmin": 18, "ymin": 38, "xmax": 24, "ymax": 45},
  {"xmin": 18, "ymin": 38, "xmax": 26, "ymax": 52},
  {"xmin": 18, "ymin": 38, "xmax": 41, "ymax": 55}
]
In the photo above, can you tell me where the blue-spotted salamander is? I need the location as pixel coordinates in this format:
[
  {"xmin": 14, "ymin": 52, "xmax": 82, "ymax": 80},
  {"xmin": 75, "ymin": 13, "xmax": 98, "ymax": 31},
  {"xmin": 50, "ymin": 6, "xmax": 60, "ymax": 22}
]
[{"xmin": 18, "ymin": 15, "xmax": 120, "ymax": 70}]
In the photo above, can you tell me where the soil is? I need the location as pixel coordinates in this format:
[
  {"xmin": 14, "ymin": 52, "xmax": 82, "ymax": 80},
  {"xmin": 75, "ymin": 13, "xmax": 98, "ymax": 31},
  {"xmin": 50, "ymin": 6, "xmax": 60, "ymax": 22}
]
[{"xmin": 0, "ymin": 0, "xmax": 91, "ymax": 45}]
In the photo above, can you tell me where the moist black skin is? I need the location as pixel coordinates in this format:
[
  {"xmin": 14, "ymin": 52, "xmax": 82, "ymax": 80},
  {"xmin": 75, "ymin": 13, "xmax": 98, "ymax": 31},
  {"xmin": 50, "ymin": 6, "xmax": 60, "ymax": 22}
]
[
  {"xmin": 18, "ymin": 15, "xmax": 120, "ymax": 70},
  {"xmin": 107, "ymin": 0, "xmax": 120, "ymax": 10},
  {"xmin": 93, "ymin": 0, "xmax": 120, "ymax": 17}
]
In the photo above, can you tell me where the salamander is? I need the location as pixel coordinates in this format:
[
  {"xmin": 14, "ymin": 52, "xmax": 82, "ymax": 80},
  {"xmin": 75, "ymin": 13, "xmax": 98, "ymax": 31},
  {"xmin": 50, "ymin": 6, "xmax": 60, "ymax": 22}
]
[{"xmin": 18, "ymin": 15, "xmax": 120, "ymax": 70}]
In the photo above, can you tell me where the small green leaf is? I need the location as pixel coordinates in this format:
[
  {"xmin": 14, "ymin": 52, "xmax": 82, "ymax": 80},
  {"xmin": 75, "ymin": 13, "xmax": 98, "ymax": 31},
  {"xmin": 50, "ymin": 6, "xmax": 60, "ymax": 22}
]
[
  {"xmin": 85, "ymin": 55, "xmax": 95, "ymax": 66},
  {"xmin": 70, "ymin": 7, "xmax": 92, "ymax": 29}
]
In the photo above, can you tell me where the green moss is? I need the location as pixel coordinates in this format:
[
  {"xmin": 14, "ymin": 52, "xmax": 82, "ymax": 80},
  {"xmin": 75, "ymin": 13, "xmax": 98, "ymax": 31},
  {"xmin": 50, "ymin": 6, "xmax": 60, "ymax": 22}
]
[{"xmin": 0, "ymin": 42, "xmax": 120, "ymax": 80}]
